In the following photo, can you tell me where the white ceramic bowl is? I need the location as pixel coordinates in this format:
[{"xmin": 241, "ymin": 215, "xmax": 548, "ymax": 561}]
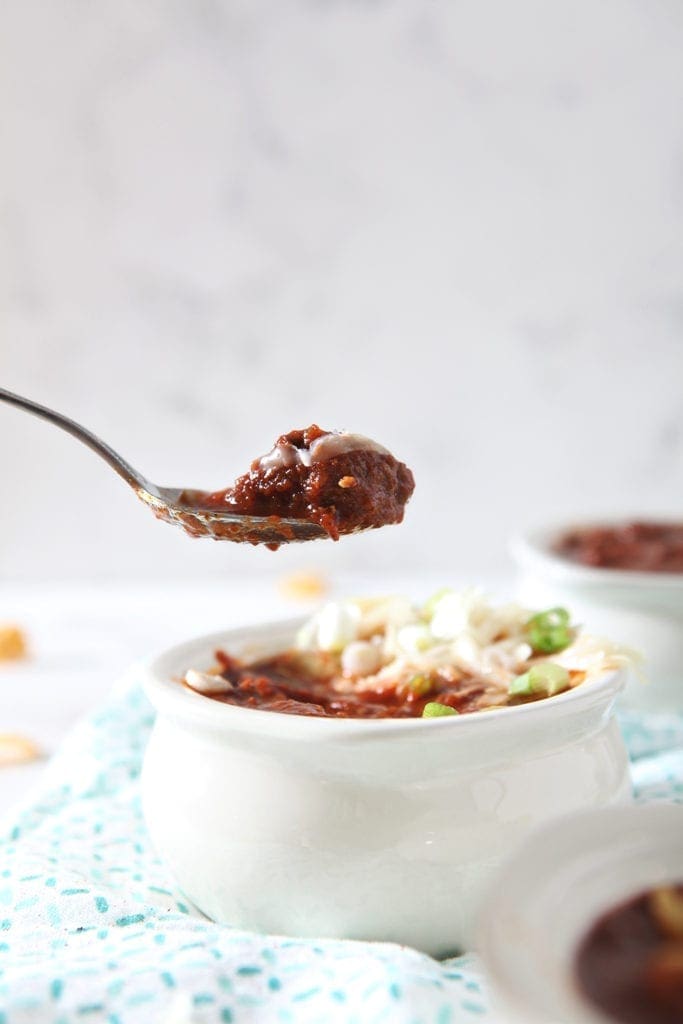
[
  {"xmin": 478, "ymin": 803, "xmax": 683, "ymax": 1024},
  {"xmin": 512, "ymin": 523, "xmax": 683, "ymax": 712},
  {"xmin": 141, "ymin": 618, "xmax": 631, "ymax": 957}
]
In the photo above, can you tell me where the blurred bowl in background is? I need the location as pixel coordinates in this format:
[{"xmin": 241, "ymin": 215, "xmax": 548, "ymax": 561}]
[
  {"xmin": 478, "ymin": 803, "xmax": 683, "ymax": 1024},
  {"xmin": 511, "ymin": 523, "xmax": 683, "ymax": 713}
]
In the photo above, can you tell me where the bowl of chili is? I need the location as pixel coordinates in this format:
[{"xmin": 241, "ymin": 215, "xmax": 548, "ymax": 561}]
[{"xmin": 141, "ymin": 602, "xmax": 631, "ymax": 956}]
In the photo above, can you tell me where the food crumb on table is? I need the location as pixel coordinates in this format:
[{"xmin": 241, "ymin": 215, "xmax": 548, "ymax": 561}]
[
  {"xmin": 0, "ymin": 734, "xmax": 42, "ymax": 767},
  {"xmin": 277, "ymin": 570, "xmax": 329, "ymax": 603},
  {"xmin": 0, "ymin": 625, "xmax": 28, "ymax": 662}
]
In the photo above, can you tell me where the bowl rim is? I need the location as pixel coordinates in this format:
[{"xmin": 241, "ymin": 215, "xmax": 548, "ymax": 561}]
[
  {"xmin": 140, "ymin": 616, "xmax": 626, "ymax": 740},
  {"xmin": 511, "ymin": 519, "xmax": 683, "ymax": 589},
  {"xmin": 477, "ymin": 803, "xmax": 683, "ymax": 1024}
]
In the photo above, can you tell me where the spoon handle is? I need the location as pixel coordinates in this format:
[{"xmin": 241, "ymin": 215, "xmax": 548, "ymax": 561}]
[{"xmin": 0, "ymin": 386, "xmax": 145, "ymax": 490}]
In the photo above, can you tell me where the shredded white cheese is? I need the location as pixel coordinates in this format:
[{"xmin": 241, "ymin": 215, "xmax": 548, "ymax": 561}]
[{"xmin": 295, "ymin": 588, "xmax": 639, "ymax": 692}]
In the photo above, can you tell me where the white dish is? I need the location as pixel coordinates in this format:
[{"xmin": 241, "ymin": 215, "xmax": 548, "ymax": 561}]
[
  {"xmin": 478, "ymin": 802, "xmax": 683, "ymax": 1024},
  {"xmin": 140, "ymin": 618, "xmax": 630, "ymax": 957},
  {"xmin": 512, "ymin": 523, "xmax": 683, "ymax": 712}
]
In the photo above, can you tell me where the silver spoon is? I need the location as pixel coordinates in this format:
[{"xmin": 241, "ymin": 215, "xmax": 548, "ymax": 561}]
[{"xmin": 0, "ymin": 387, "xmax": 326, "ymax": 545}]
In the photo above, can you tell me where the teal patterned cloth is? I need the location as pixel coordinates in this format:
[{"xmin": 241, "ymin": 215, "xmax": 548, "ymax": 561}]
[{"xmin": 0, "ymin": 677, "xmax": 681, "ymax": 1024}]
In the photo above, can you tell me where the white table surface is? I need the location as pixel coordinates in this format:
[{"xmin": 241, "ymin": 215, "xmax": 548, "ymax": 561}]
[{"xmin": 0, "ymin": 574, "xmax": 503, "ymax": 815}]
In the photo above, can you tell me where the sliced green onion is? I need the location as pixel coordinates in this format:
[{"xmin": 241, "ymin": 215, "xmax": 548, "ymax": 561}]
[
  {"xmin": 527, "ymin": 625, "xmax": 571, "ymax": 654},
  {"xmin": 531, "ymin": 662, "xmax": 570, "ymax": 694},
  {"xmin": 422, "ymin": 702, "xmax": 459, "ymax": 718},
  {"xmin": 508, "ymin": 672, "xmax": 535, "ymax": 697},
  {"xmin": 408, "ymin": 674, "xmax": 433, "ymax": 696},
  {"xmin": 526, "ymin": 607, "xmax": 572, "ymax": 654},
  {"xmin": 509, "ymin": 662, "xmax": 570, "ymax": 698},
  {"xmin": 422, "ymin": 587, "xmax": 453, "ymax": 620},
  {"xmin": 530, "ymin": 607, "xmax": 570, "ymax": 628}
]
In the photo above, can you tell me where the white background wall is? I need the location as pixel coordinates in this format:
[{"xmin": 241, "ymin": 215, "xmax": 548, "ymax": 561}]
[{"xmin": 1, "ymin": 0, "xmax": 682, "ymax": 582}]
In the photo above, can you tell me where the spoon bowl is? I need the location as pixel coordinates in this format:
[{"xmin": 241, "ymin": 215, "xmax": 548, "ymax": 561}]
[{"xmin": 139, "ymin": 485, "xmax": 327, "ymax": 545}]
